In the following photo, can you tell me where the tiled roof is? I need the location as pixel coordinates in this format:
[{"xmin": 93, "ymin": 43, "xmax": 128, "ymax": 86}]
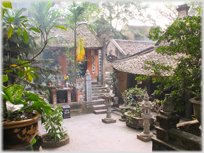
[
  {"xmin": 107, "ymin": 46, "xmax": 185, "ymax": 76},
  {"xmin": 115, "ymin": 39, "xmax": 155, "ymax": 55},
  {"xmin": 46, "ymin": 24, "xmax": 102, "ymax": 48}
]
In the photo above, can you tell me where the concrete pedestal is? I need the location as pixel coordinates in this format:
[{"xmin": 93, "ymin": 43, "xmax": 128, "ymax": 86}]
[
  {"xmin": 102, "ymin": 93, "xmax": 116, "ymax": 124},
  {"xmin": 137, "ymin": 131, "xmax": 154, "ymax": 142},
  {"xmin": 102, "ymin": 118, "xmax": 116, "ymax": 124}
]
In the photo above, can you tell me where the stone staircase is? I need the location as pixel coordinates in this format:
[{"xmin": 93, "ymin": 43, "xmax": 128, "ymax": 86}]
[
  {"xmin": 91, "ymin": 82, "xmax": 121, "ymax": 116},
  {"xmin": 91, "ymin": 72, "xmax": 121, "ymax": 115},
  {"xmin": 92, "ymin": 82, "xmax": 108, "ymax": 114}
]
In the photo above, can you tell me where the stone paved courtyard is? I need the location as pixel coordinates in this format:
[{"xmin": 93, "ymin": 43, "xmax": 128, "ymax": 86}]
[{"xmin": 38, "ymin": 113, "xmax": 155, "ymax": 152}]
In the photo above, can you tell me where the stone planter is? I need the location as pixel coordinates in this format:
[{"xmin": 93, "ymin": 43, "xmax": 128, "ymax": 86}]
[
  {"xmin": 119, "ymin": 105, "xmax": 130, "ymax": 121},
  {"xmin": 124, "ymin": 112, "xmax": 154, "ymax": 130},
  {"xmin": 76, "ymin": 92, "xmax": 84, "ymax": 102},
  {"xmin": 3, "ymin": 113, "xmax": 41, "ymax": 150},
  {"xmin": 42, "ymin": 134, "xmax": 69, "ymax": 148},
  {"xmin": 189, "ymin": 97, "xmax": 201, "ymax": 124}
]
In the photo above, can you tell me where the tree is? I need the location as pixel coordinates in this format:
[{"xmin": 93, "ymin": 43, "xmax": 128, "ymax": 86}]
[
  {"xmin": 151, "ymin": 2, "xmax": 203, "ymax": 28},
  {"xmin": 2, "ymin": 1, "xmax": 67, "ymax": 91},
  {"xmin": 136, "ymin": 6, "xmax": 201, "ymax": 111},
  {"xmin": 63, "ymin": 1, "xmax": 88, "ymax": 99},
  {"xmin": 100, "ymin": 2, "xmax": 149, "ymax": 30},
  {"xmin": 28, "ymin": 1, "xmax": 67, "ymax": 88}
]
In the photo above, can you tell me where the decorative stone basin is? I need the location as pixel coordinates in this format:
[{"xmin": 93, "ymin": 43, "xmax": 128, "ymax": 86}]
[{"xmin": 124, "ymin": 112, "xmax": 154, "ymax": 130}]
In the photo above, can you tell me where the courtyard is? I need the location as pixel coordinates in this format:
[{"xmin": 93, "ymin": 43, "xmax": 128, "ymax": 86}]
[
  {"xmin": 2, "ymin": 1, "xmax": 202, "ymax": 151},
  {"xmin": 38, "ymin": 113, "xmax": 154, "ymax": 152},
  {"xmin": 38, "ymin": 112, "xmax": 192, "ymax": 152}
]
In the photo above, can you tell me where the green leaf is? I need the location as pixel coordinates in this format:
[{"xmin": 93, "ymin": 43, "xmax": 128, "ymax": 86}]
[
  {"xmin": 2, "ymin": 8, "xmax": 7, "ymax": 18},
  {"xmin": 23, "ymin": 29, "xmax": 29, "ymax": 43},
  {"xmin": 3, "ymin": 74, "xmax": 8, "ymax": 82},
  {"xmin": 30, "ymin": 138, "xmax": 37, "ymax": 146},
  {"xmin": 26, "ymin": 72, "xmax": 33, "ymax": 82},
  {"xmin": 54, "ymin": 25, "xmax": 67, "ymax": 31},
  {"xmin": 2, "ymin": 1, "xmax": 12, "ymax": 9},
  {"xmin": 15, "ymin": 8, "xmax": 27, "ymax": 18},
  {"xmin": 5, "ymin": 69, "xmax": 13, "ymax": 73},
  {"xmin": 17, "ymin": 27, "xmax": 22, "ymax": 35},
  {"xmin": 9, "ymin": 84, "xmax": 24, "ymax": 100},
  {"xmin": 33, "ymin": 73, "xmax": 39, "ymax": 81},
  {"xmin": 19, "ymin": 15, "xmax": 26, "ymax": 19},
  {"xmin": 29, "ymin": 27, "xmax": 41, "ymax": 33},
  {"xmin": 7, "ymin": 26, "xmax": 14, "ymax": 39},
  {"xmin": 26, "ymin": 95, "xmax": 40, "ymax": 101}
]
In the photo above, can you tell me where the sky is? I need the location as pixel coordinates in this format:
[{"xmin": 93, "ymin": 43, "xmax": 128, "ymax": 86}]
[
  {"xmin": 112, "ymin": 1, "xmax": 188, "ymax": 30},
  {"xmin": 50, "ymin": 1, "xmax": 189, "ymax": 30}
]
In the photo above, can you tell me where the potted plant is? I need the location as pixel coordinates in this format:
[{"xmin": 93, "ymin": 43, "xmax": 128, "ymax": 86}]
[
  {"xmin": 124, "ymin": 99, "xmax": 154, "ymax": 130},
  {"xmin": 119, "ymin": 86, "xmax": 146, "ymax": 121},
  {"xmin": 189, "ymin": 90, "xmax": 201, "ymax": 124},
  {"xmin": 2, "ymin": 74, "xmax": 52, "ymax": 149},
  {"xmin": 42, "ymin": 105, "xmax": 69, "ymax": 148},
  {"xmin": 2, "ymin": 1, "xmax": 67, "ymax": 150}
]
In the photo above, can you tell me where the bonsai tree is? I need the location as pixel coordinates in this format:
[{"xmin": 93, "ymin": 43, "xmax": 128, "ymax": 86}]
[
  {"xmin": 121, "ymin": 85, "xmax": 146, "ymax": 107},
  {"xmin": 136, "ymin": 5, "xmax": 201, "ymax": 112}
]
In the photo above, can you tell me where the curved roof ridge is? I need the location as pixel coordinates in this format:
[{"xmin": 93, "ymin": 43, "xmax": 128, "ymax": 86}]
[{"xmin": 107, "ymin": 46, "xmax": 155, "ymax": 63}]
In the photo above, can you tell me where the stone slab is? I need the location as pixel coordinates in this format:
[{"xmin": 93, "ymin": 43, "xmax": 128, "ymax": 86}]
[
  {"xmin": 119, "ymin": 118, "xmax": 126, "ymax": 122},
  {"xmin": 102, "ymin": 118, "xmax": 116, "ymax": 124},
  {"xmin": 137, "ymin": 134, "xmax": 152, "ymax": 142}
]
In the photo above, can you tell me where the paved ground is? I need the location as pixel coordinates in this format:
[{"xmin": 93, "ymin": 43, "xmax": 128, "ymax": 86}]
[{"xmin": 38, "ymin": 113, "xmax": 156, "ymax": 152}]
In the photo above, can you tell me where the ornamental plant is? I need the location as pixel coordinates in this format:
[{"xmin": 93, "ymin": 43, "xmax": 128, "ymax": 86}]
[
  {"xmin": 136, "ymin": 6, "xmax": 201, "ymax": 111},
  {"xmin": 121, "ymin": 85, "xmax": 146, "ymax": 107},
  {"xmin": 43, "ymin": 105, "xmax": 68, "ymax": 142},
  {"xmin": 2, "ymin": 1, "xmax": 67, "ymax": 122}
]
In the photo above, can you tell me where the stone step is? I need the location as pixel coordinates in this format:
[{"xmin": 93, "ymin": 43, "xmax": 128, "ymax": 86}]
[
  {"xmin": 92, "ymin": 84, "xmax": 102, "ymax": 87},
  {"xmin": 93, "ymin": 109, "xmax": 107, "ymax": 114},
  {"xmin": 92, "ymin": 82, "xmax": 99, "ymax": 85},
  {"xmin": 92, "ymin": 96, "xmax": 98, "ymax": 100},
  {"xmin": 92, "ymin": 87, "xmax": 108, "ymax": 90},
  {"xmin": 112, "ymin": 107, "xmax": 121, "ymax": 112},
  {"xmin": 92, "ymin": 91, "xmax": 108, "ymax": 95},
  {"xmin": 92, "ymin": 99, "xmax": 105, "ymax": 105},
  {"xmin": 112, "ymin": 110, "xmax": 121, "ymax": 116},
  {"xmin": 93, "ymin": 104, "xmax": 106, "ymax": 110}
]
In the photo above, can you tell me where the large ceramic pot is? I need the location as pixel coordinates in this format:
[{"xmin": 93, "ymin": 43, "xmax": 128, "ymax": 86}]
[
  {"xmin": 3, "ymin": 113, "xmax": 41, "ymax": 150},
  {"xmin": 189, "ymin": 97, "xmax": 201, "ymax": 124}
]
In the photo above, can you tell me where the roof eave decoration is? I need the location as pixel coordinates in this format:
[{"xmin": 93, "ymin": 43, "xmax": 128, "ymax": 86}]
[{"xmin": 111, "ymin": 39, "xmax": 127, "ymax": 56}]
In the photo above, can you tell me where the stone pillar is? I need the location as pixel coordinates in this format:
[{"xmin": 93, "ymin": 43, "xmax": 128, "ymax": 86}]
[
  {"xmin": 85, "ymin": 70, "xmax": 92, "ymax": 106},
  {"xmin": 137, "ymin": 92, "xmax": 154, "ymax": 142},
  {"xmin": 98, "ymin": 49, "xmax": 103, "ymax": 84},
  {"xmin": 102, "ymin": 93, "xmax": 116, "ymax": 124}
]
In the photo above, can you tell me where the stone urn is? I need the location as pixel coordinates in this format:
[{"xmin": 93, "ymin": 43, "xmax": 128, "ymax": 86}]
[{"xmin": 189, "ymin": 97, "xmax": 201, "ymax": 124}]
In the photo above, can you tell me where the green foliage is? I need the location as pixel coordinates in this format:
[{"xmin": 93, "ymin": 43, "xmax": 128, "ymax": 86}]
[
  {"xmin": 43, "ymin": 105, "xmax": 67, "ymax": 142},
  {"xmin": 121, "ymin": 85, "xmax": 146, "ymax": 106},
  {"xmin": 2, "ymin": 1, "xmax": 68, "ymax": 124},
  {"xmin": 2, "ymin": 78, "xmax": 52, "ymax": 122},
  {"xmin": 137, "ymin": 6, "xmax": 201, "ymax": 111}
]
